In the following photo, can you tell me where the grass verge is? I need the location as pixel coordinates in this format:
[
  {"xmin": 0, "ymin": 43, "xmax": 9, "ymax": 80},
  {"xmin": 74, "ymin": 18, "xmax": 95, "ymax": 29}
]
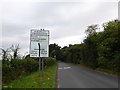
[
  {"xmin": 95, "ymin": 68, "xmax": 120, "ymax": 77},
  {"xmin": 2, "ymin": 63, "xmax": 58, "ymax": 88}
]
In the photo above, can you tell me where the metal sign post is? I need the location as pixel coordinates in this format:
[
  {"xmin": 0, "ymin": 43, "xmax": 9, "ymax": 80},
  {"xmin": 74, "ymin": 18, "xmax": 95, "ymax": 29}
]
[
  {"xmin": 42, "ymin": 58, "xmax": 44, "ymax": 76},
  {"xmin": 38, "ymin": 43, "xmax": 44, "ymax": 76},
  {"xmin": 38, "ymin": 43, "xmax": 41, "ymax": 76},
  {"xmin": 30, "ymin": 29, "xmax": 49, "ymax": 76}
]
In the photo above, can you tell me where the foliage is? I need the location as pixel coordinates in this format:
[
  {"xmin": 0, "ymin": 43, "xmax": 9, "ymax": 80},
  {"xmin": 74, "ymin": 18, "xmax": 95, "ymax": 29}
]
[
  {"xmin": 44, "ymin": 57, "xmax": 57, "ymax": 67},
  {"xmin": 85, "ymin": 24, "xmax": 99, "ymax": 35},
  {"xmin": 49, "ymin": 43, "xmax": 61, "ymax": 60},
  {"xmin": 3, "ymin": 64, "xmax": 58, "ymax": 88},
  {"xmin": 10, "ymin": 44, "xmax": 20, "ymax": 59},
  {"xmin": 60, "ymin": 44, "xmax": 81, "ymax": 64},
  {"xmin": 0, "ymin": 44, "xmax": 21, "ymax": 61},
  {"xmin": 59, "ymin": 20, "xmax": 120, "ymax": 71},
  {"xmin": 2, "ymin": 57, "xmax": 57, "ymax": 84},
  {"xmin": 97, "ymin": 20, "xmax": 120, "ymax": 71},
  {"xmin": 0, "ymin": 48, "xmax": 10, "ymax": 61},
  {"xmin": 81, "ymin": 34, "xmax": 99, "ymax": 68}
]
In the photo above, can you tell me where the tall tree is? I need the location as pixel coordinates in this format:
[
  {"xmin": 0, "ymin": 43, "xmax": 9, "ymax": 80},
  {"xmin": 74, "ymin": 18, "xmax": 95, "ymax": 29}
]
[
  {"xmin": 10, "ymin": 44, "xmax": 20, "ymax": 59},
  {"xmin": 85, "ymin": 24, "xmax": 99, "ymax": 35},
  {"xmin": 97, "ymin": 20, "xmax": 120, "ymax": 71},
  {"xmin": 0, "ymin": 48, "xmax": 10, "ymax": 61},
  {"xmin": 49, "ymin": 43, "xmax": 61, "ymax": 60}
]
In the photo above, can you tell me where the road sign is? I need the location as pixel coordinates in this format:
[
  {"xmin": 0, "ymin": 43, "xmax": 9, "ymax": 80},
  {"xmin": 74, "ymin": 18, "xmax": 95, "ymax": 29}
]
[{"xmin": 30, "ymin": 29, "xmax": 49, "ymax": 57}]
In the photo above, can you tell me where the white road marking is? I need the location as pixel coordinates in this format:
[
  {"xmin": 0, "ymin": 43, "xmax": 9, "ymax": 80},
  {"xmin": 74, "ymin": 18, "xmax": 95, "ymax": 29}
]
[
  {"xmin": 58, "ymin": 67, "xmax": 63, "ymax": 70},
  {"xmin": 58, "ymin": 84, "xmax": 60, "ymax": 88},
  {"xmin": 58, "ymin": 67, "xmax": 71, "ymax": 70},
  {"xmin": 64, "ymin": 67, "xmax": 71, "ymax": 69},
  {"xmin": 57, "ymin": 79, "xmax": 60, "ymax": 88}
]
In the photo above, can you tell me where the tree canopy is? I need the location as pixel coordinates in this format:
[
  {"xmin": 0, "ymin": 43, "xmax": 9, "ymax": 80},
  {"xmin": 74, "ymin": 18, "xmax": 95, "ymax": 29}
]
[{"xmin": 59, "ymin": 20, "xmax": 120, "ymax": 71}]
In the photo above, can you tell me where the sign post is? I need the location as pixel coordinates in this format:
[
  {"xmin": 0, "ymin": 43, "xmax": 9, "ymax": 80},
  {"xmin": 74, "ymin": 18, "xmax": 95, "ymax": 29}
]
[
  {"xmin": 38, "ymin": 43, "xmax": 41, "ymax": 75},
  {"xmin": 42, "ymin": 57, "xmax": 44, "ymax": 76},
  {"xmin": 30, "ymin": 29, "xmax": 49, "ymax": 76}
]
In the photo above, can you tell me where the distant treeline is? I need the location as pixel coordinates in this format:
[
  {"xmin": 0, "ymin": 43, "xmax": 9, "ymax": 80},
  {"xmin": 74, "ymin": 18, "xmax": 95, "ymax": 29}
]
[{"xmin": 49, "ymin": 20, "xmax": 120, "ymax": 72}]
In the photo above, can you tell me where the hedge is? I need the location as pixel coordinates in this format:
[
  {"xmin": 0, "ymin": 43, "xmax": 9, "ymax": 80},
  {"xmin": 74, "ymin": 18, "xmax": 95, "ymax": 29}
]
[{"xmin": 2, "ymin": 57, "xmax": 57, "ymax": 83}]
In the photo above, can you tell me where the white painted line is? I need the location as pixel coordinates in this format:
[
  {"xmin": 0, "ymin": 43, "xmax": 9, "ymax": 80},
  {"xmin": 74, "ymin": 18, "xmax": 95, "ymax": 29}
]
[
  {"xmin": 63, "ymin": 67, "xmax": 71, "ymax": 69},
  {"xmin": 57, "ymin": 79, "xmax": 60, "ymax": 88},
  {"xmin": 58, "ymin": 67, "xmax": 71, "ymax": 70}
]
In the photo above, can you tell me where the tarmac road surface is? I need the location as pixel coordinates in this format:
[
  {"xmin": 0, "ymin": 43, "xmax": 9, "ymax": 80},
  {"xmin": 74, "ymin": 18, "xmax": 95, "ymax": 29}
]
[{"xmin": 57, "ymin": 62, "xmax": 119, "ymax": 88}]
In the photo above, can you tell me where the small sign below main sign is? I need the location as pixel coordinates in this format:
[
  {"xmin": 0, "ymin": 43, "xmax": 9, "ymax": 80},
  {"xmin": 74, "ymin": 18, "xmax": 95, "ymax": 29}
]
[{"xmin": 30, "ymin": 29, "xmax": 49, "ymax": 57}]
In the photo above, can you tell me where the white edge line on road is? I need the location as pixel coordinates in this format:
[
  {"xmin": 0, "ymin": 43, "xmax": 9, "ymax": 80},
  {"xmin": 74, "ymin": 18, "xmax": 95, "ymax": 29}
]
[{"xmin": 57, "ymin": 79, "xmax": 60, "ymax": 88}]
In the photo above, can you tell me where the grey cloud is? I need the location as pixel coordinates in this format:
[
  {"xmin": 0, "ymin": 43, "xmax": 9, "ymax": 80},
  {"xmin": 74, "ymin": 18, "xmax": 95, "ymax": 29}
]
[
  {"xmin": 24, "ymin": 2, "xmax": 88, "ymax": 39},
  {"xmin": 2, "ymin": 1, "xmax": 118, "ymax": 53},
  {"xmin": 2, "ymin": 23, "xmax": 27, "ymax": 37},
  {"xmin": 26, "ymin": 2, "xmax": 117, "ymax": 40}
]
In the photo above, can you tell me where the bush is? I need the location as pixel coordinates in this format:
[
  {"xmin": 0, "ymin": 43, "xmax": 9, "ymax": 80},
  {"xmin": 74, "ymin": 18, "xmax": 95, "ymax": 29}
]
[
  {"xmin": 44, "ymin": 57, "xmax": 57, "ymax": 67},
  {"xmin": 2, "ymin": 58, "xmax": 39, "ymax": 83},
  {"xmin": 2, "ymin": 57, "xmax": 57, "ymax": 83},
  {"xmin": 22, "ymin": 58, "xmax": 38, "ymax": 73},
  {"xmin": 2, "ymin": 61, "xmax": 17, "ymax": 83}
]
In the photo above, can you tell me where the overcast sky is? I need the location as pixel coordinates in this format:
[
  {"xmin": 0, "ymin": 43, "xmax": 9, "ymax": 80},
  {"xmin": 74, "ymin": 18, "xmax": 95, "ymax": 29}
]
[{"xmin": 1, "ymin": 0, "xmax": 118, "ymax": 56}]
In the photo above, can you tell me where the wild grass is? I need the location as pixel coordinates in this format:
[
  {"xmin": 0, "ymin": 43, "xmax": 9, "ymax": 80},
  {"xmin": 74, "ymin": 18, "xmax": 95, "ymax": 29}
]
[{"xmin": 2, "ymin": 63, "xmax": 58, "ymax": 88}]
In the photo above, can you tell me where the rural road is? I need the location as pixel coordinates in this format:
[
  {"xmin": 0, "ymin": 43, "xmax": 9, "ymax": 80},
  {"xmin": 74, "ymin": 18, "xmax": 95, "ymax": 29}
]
[{"xmin": 57, "ymin": 62, "xmax": 119, "ymax": 88}]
